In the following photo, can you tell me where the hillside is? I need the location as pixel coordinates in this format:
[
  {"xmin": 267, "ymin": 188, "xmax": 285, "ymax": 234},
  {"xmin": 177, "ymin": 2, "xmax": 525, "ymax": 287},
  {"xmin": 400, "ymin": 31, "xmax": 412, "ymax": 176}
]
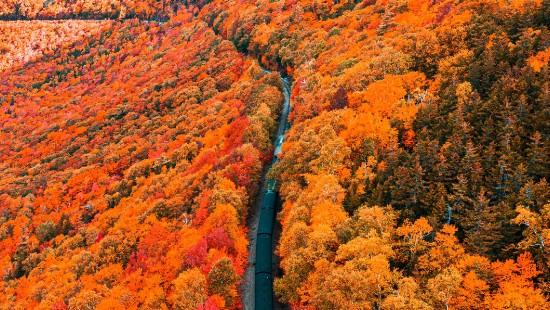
[
  {"xmin": 0, "ymin": 20, "xmax": 110, "ymax": 71},
  {"xmin": 191, "ymin": 0, "xmax": 550, "ymax": 307},
  {"xmin": 1, "ymin": 0, "xmax": 550, "ymax": 309},
  {"xmin": 0, "ymin": 15, "xmax": 284, "ymax": 309}
]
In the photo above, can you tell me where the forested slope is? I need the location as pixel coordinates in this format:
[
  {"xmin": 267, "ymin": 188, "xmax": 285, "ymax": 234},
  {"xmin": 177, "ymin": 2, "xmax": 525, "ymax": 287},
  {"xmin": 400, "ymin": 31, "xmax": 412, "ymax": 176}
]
[
  {"xmin": 0, "ymin": 20, "xmax": 110, "ymax": 71},
  {"xmin": 189, "ymin": 0, "xmax": 550, "ymax": 308},
  {"xmin": 1, "ymin": 0, "xmax": 549, "ymax": 309},
  {"xmin": 0, "ymin": 0, "xmax": 182, "ymax": 20},
  {"xmin": 0, "ymin": 14, "xmax": 284, "ymax": 309}
]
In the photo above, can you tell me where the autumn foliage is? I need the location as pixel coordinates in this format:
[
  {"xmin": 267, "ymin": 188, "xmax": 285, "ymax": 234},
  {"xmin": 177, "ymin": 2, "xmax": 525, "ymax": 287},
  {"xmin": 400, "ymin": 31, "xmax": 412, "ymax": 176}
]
[
  {"xmin": 0, "ymin": 12, "xmax": 284, "ymax": 309},
  {"xmin": 1, "ymin": 0, "xmax": 550, "ymax": 309},
  {"xmin": 191, "ymin": 0, "xmax": 549, "ymax": 308}
]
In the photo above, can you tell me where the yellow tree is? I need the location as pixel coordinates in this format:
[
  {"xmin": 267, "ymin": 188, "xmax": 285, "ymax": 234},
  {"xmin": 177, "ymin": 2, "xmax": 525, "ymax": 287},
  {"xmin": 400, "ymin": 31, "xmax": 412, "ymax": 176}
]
[
  {"xmin": 513, "ymin": 204, "xmax": 550, "ymax": 272},
  {"xmin": 396, "ymin": 217, "xmax": 432, "ymax": 269}
]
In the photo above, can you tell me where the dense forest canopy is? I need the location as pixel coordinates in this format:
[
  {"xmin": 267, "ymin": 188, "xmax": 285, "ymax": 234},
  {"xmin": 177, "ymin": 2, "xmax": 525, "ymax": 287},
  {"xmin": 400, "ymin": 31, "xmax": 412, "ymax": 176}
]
[
  {"xmin": 0, "ymin": 14, "xmax": 285, "ymax": 309},
  {"xmin": 0, "ymin": 0, "xmax": 549, "ymax": 309}
]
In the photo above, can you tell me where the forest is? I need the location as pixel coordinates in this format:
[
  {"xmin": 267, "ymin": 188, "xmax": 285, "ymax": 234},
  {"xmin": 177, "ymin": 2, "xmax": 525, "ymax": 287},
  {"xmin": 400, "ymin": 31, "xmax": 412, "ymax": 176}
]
[{"xmin": 1, "ymin": 0, "xmax": 549, "ymax": 309}]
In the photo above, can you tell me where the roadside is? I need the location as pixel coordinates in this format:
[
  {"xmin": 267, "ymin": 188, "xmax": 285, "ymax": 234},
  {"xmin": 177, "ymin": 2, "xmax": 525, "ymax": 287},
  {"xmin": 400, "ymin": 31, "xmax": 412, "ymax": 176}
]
[{"xmin": 241, "ymin": 69, "xmax": 292, "ymax": 310}]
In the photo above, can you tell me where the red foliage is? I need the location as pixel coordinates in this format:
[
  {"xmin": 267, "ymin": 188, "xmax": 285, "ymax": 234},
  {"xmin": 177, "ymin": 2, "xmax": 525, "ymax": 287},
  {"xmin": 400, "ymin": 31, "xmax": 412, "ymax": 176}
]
[
  {"xmin": 205, "ymin": 227, "xmax": 235, "ymax": 252},
  {"xmin": 185, "ymin": 238, "xmax": 208, "ymax": 268}
]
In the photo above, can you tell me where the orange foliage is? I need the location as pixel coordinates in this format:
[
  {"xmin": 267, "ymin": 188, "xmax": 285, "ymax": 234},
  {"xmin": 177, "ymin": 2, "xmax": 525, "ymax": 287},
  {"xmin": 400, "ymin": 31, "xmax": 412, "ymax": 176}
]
[
  {"xmin": 0, "ymin": 12, "xmax": 284, "ymax": 309},
  {"xmin": 1, "ymin": 0, "xmax": 549, "ymax": 308}
]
